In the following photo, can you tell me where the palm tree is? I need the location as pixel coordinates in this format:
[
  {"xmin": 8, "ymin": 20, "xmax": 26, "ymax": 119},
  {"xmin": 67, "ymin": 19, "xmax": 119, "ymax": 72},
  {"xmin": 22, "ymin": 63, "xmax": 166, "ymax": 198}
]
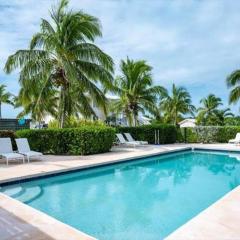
[
  {"xmin": 4, "ymin": 0, "xmax": 113, "ymax": 128},
  {"xmin": 0, "ymin": 84, "xmax": 13, "ymax": 118},
  {"xmin": 14, "ymin": 86, "xmax": 58, "ymax": 123},
  {"xmin": 111, "ymin": 58, "xmax": 166, "ymax": 126},
  {"xmin": 213, "ymin": 108, "xmax": 234, "ymax": 126},
  {"xmin": 226, "ymin": 69, "xmax": 240, "ymax": 105},
  {"xmin": 160, "ymin": 84, "xmax": 195, "ymax": 125},
  {"xmin": 197, "ymin": 94, "xmax": 222, "ymax": 125}
]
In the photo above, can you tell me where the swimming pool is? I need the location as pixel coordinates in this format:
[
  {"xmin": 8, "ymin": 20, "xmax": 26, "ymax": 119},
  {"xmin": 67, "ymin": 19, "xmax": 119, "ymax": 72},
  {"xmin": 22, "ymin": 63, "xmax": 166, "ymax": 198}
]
[{"xmin": 1, "ymin": 150, "xmax": 240, "ymax": 240}]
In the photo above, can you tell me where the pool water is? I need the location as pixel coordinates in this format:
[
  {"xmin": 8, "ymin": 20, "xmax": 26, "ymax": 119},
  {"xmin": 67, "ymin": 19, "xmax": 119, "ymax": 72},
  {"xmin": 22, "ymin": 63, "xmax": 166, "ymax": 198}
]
[{"xmin": 1, "ymin": 150, "xmax": 240, "ymax": 240}]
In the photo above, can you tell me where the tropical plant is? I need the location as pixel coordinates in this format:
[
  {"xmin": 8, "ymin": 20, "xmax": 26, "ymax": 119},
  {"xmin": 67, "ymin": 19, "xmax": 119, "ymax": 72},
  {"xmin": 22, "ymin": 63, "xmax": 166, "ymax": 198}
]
[
  {"xmin": 224, "ymin": 116, "xmax": 240, "ymax": 126},
  {"xmin": 160, "ymin": 84, "xmax": 196, "ymax": 125},
  {"xmin": 212, "ymin": 108, "xmax": 234, "ymax": 126},
  {"xmin": 226, "ymin": 69, "xmax": 240, "ymax": 106},
  {"xmin": 48, "ymin": 116, "xmax": 106, "ymax": 128},
  {"xmin": 0, "ymin": 84, "xmax": 13, "ymax": 118},
  {"xmin": 197, "ymin": 94, "xmax": 222, "ymax": 124},
  {"xmin": 4, "ymin": 0, "xmax": 114, "ymax": 128},
  {"xmin": 111, "ymin": 58, "xmax": 166, "ymax": 126},
  {"xmin": 14, "ymin": 83, "xmax": 58, "ymax": 123},
  {"xmin": 197, "ymin": 94, "xmax": 234, "ymax": 126},
  {"xmin": 197, "ymin": 94, "xmax": 223, "ymax": 125}
]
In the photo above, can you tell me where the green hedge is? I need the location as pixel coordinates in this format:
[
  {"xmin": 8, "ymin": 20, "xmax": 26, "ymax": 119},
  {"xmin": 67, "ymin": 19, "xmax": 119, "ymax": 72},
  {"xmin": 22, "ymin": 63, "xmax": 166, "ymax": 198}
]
[
  {"xmin": 117, "ymin": 124, "xmax": 177, "ymax": 144},
  {"xmin": 16, "ymin": 127, "xmax": 115, "ymax": 155},
  {"xmin": 178, "ymin": 126, "xmax": 240, "ymax": 143}
]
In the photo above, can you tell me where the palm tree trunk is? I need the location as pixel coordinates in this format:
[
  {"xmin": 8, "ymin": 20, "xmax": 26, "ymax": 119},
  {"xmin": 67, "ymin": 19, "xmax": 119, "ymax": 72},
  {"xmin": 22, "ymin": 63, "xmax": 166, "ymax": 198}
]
[
  {"xmin": 59, "ymin": 86, "xmax": 66, "ymax": 128},
  {"xmin": 134, "ymin": 112, "xmax": 138, "ymax": 127},
  {"xmin": 0, "ymin": 102, "xmax": 2, "ymax": 119},
  {"xmin": 174, "ymin": 110, "xmax": 178, "ymax": 126}
]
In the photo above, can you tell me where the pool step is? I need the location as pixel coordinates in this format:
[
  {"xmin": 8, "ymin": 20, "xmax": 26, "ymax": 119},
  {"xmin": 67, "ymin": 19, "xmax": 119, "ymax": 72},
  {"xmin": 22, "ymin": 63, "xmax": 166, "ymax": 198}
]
[{"xmin": 2, "ymin": 186, "xmax": 43, "ymax": 204}]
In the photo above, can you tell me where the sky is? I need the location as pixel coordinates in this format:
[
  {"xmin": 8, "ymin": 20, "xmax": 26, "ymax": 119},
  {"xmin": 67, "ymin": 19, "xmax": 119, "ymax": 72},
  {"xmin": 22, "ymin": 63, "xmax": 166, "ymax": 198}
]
[{"xmin": 1, "ymin": 0, "xmax": 240, "ymax": 118}]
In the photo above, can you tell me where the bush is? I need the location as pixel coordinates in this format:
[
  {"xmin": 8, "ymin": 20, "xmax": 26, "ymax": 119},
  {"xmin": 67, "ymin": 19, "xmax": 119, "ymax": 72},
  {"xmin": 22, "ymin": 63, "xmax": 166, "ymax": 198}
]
[
  {"xmin": 117, "ymin": 124, "xmax": 177, "ymax": 144},
  {"xmin": 0, "ymin": 130, "xmax": 17, "ymax": 149},
  {"xmin": 48, "ymin": 117, "xmax": 106, "ymax": 128},
  {"xmin": 178, "ymin": 126, "xmax": 240, "ymax": 143},
  {"xmin": 16, "ymin": 126, "xmax": 115, "ymax": 155}
]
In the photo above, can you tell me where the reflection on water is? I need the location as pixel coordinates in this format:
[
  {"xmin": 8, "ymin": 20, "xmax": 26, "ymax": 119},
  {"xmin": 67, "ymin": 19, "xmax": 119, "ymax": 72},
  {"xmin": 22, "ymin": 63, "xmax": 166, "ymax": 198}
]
[{"xmin": 1, "ymin": 150, "xmax": 240, "ymax": 240}]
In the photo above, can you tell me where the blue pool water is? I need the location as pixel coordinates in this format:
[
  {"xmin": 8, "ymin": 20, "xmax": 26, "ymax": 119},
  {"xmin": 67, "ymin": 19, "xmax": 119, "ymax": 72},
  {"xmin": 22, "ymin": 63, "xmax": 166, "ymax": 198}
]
[{"xmin": 1, "ymin": 150, "xmax": 240, "ymax": 240}]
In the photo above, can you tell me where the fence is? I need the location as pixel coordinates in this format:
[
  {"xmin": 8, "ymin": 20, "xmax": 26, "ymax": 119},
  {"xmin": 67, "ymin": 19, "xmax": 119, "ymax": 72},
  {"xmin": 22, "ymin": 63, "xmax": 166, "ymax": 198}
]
[{"xmin": 0, "ymin": 119, "xmax": 31, "ymax": 131}]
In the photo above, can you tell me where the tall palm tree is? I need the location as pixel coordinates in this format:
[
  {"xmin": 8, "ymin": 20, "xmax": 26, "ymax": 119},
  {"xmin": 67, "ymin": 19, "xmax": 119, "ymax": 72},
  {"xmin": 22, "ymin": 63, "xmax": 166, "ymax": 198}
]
[
  {"xmin": 4, "ymin": 0, "xmax": 113, "ymax": 128},
  {"xmin": 197, "ymin": 94, "xmax": 222, "ymax": 125},
  {"xmin": 0, "ymin": 84, "xmax": 13, "ymax": 118},
  {"xmin": 160, "ymin": 84, "xmax": 195, "ymax": 125},
  {"xmin": 226, "ymin": 69, "xmax": 240, "ymax": 105},
  {"xmin": 111, "ymin": 58, "xmax": 166, "ymax": 126}
]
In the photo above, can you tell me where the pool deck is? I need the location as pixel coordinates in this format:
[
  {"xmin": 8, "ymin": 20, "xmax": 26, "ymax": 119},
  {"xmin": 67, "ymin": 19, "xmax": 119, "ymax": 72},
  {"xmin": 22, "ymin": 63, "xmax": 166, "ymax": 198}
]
[
  {"xmin": 0, "ymin": 143, "xmax": 240, "ymax": 239},
  {"xmin": 166, "ymin": 185, "xmax": 240, "ymax": 240}
]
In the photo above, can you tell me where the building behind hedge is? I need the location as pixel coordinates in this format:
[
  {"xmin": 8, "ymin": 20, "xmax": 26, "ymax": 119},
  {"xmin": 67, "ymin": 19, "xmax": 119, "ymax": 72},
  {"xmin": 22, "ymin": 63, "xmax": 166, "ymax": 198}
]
[{"xmin": 0, "ymin": 118, "xmax": 31, "ymax": 131}]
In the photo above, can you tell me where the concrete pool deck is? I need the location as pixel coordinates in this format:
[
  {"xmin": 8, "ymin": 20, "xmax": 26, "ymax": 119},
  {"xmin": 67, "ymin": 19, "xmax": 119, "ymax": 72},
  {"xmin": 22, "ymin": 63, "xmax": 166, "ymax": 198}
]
[
  {"xmin": 0, "ymin": 143, "xmax": 240, "ymax": 239},
  {"xmin": 166, "ymin": 185, "xmax": 240, "ymax": 240},
  {"xmin": 0, "ymin": 144, "xmax": 190, "ymax": 184}
]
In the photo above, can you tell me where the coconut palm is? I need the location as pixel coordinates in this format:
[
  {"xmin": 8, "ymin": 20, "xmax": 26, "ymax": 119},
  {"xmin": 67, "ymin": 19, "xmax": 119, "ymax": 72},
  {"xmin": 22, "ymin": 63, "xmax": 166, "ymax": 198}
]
[
  {"xmin": 213, "ymin": 108, "xmax": 234, "ymax": 126},
  {"xmin": 160, "ymin": 84, "xmax": 196, "ymax": 125},
  {"xmin": 197, "ymin": 94, "xmax": 222, "ymax": 125},
  {"xmin": 111, "ymin": 58, "xmax": 166, "ymax": 126},
  {"xmin": 0, "ymin": 84, "xmax": 13, "ymax": 118},
  {"xmin": 4, "ymin": 0, "xmax": 113, "ymax": 128},
  {"xmin": 226, "ymin": 69, "xmax": 240, "ymax": 105},
  {"xmin": 14, "ymin": 85, "xmax": 58, "ymax": 123}
]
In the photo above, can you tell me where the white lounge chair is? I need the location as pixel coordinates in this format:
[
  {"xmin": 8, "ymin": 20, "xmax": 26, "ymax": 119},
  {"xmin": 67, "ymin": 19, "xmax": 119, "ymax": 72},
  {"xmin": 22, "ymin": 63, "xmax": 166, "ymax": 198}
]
[
  {"xmin": 124, "ymin": 133, "xmax": 148, "ymax": 145},
  {"xmin": 228, "ymin": 133, "xmax": 240, "ymax": 144},
  {"xmin": 0, "ymin": 138, "xmax": 25, "ymax": 165},
  {"xmin": 16, "ymin": 138, "xmax": 43, "ymax": 163},
  {"xmin": 116, "ymin": 133, "xmax": 141, "ymax": 147}
]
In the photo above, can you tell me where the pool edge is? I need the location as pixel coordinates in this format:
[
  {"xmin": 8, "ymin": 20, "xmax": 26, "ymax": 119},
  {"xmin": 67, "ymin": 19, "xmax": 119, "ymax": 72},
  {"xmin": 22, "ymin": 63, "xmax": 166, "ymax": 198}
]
[{"xmin": 0, "ymin": 192, "xmax": 96, "ymax": 240}]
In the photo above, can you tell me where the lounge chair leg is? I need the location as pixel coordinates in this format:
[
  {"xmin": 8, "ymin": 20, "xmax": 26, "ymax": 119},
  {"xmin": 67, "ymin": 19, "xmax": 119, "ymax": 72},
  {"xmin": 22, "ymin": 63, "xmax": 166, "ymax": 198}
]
[
  {"xmin": 6, "ymin": 157, "xmax": 8, "ymax": 166},
  {"xmin": 28, "ymin": 156, "xmax": 30, "ymax": 163}
]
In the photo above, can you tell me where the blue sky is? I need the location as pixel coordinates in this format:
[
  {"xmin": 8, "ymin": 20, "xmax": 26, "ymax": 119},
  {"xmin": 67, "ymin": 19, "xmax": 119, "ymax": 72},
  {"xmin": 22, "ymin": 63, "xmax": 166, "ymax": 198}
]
[{"xmin": 1, "ymin": 0, "xmax": 240, "ymax": 117}]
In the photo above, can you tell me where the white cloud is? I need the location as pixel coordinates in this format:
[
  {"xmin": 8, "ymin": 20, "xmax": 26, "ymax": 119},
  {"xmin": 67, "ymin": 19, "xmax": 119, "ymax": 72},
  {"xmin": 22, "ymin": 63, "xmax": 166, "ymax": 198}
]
[{"xmin": 1, "ymin": 0, "xmax": 240, "ymax": 117}]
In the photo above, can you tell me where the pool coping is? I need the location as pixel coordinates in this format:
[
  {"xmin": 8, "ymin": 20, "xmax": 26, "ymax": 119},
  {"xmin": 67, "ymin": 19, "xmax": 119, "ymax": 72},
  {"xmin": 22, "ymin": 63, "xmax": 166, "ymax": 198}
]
[
  {"xmin": 0, "ymin": 192, "xmax": 96, "ymax": 240},
  {"xmin": 0, "ymin": 145, "xmax": 240, "ymax": 240}
]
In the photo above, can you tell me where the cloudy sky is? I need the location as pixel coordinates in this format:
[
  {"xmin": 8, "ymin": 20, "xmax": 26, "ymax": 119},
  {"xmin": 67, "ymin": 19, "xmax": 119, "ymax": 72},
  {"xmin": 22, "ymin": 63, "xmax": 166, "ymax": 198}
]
[{"xmin": 0, "ymin": 0, "xmax": 240, "ymax": 117}]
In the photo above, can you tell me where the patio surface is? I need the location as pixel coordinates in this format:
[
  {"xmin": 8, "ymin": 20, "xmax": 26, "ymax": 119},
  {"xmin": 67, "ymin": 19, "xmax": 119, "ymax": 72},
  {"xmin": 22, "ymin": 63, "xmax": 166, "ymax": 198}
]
[
  {"xmin": 166, "ymin": 185, "xmax": 240, "ymax": 240},
  {"xmin": 0, "ymin": 143, "xmax": 239, "ymax": 240},
  {"xmin": 0, "ymin": 144, "xmax": 189, "ymax": 184}
]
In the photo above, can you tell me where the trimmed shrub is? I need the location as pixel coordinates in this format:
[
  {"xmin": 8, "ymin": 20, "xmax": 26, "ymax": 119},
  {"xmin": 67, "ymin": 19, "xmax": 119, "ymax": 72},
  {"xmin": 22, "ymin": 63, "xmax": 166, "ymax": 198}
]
[
  {"xmin": 178, "ymin": 126, "xmax": 240, "ymax": 143},
  {"xmin": 117, "ymin": 124, "xmax": 177, "ymax": 144},
  {"xmin": 16, "ymin": 126, "xmax": 115, "ymax": 155},
  {"xmin": 0, "ymin": 130, "xmax": 17, "ymax": 149}
]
